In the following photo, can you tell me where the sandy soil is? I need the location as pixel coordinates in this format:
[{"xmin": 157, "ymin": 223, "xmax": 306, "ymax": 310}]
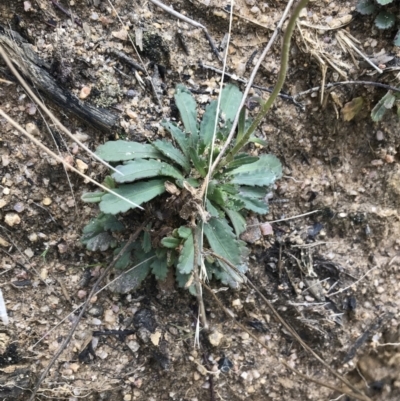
[{"xmin": 1, "ymin": 0, "xmax": 400, "ymax": 400}]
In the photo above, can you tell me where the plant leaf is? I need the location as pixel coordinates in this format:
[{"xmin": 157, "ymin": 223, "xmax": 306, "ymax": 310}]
[
  {"xmin": 112, "ymin": 159, "xmax": 183, "ymax": 183},
  {"xmin": 356, "ymin": 0, "xmax": 376, "ymax": 14},
  {"xmin": 225, "ymin": 154, "xmax": 259, "ymax": 171},
  {"xmin": 377, "ymin": 0, "xmax": 394, "ymax": 5},
  {"xmin": 199, "ymin": 100, "xmax": 218, "ymax": 154},
  {"xmin": 220, "ymin": 84, "xmax": 243, "ymax": 124},
  {"xmin": 174, "ymin": 84, "xmax": 198, "ymax": 138},
  {"xmin": 341, "ymin": 97, "xmax": 365, "ymax": 121},
  {"xmin": 238, "ymin": 186, "xmax": 267, "ymax": 198},
  {"xmin": 109, "ymin": 260, "xmax": 152, "ymax": 294},
  {"xmin": 142, "ymin": 224, "xmax": 152, "ymax": 253},
  {"xmin": 177, "ymin": 232, "xmax": 194, "ymax": 274},
  {"xmin": 371, "ymin": 91, "xmax": 395, "ymax": 122},
  {"xmin": 375, "ymin": 11, "xmax": 396, "ymax": 29},
  {"xmin": 152, "ymin": 139, "xmax": 190, "ymax": 173},
  {"xmin": 206, "ymin": 199, "xmax": 222, "ymax": 217},
  {"xmin": 224, "ymin": 208, "xmax": 247, "ymax": 237},
  {"xmin": 232, "ymin": 194, "xmax": 269, "ymax": 214},
  {"xmin": 95, "ymin": 140, "xmax": 162, "ymax": 162},
  {"xmin": 100, "ymin": 178, "xmax": 167, "ymax": 214},
  {"xmin": 161, "ymin": 237, "xmax": 181, "ymax": 248},
  {"xmin": 81, "ymin": 191, "xmax": 105, "ymax": 203},
  {"xmin": 189, "ymin": 147, "xmax": 207, "ymax": 177},
  {"xmin": 175, "ymin": 270, "xmax": 191, "ymax": 288},
  {"xmin": 81, "ymin": 213, "xmax": 124, "ymax": 251},
  {"xmin": 204, "ymin": 217, "xmax": 241, "ymax": 266},
  {"xmin": 248, "ymin": 137, "xmax": 268, "ymax": 147},
  {"xmin": 178, "ymin": 226, "xmax": 192, "ymax": 239},
  {"xmin": 161, "ymin": 120, "xmax": 190, "ymax": 156},
  {"xmin": 151, "ymin": 253, "xmax": 169, "ymax": 280},
  {"xmin": 227, "ymin": 154, "xmax": 282, "ymax": 186}
]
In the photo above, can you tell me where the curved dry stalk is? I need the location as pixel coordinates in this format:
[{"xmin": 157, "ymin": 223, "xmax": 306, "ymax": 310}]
[
  {"xmin": 207, "ymin": 251, "xmax": 371, "ymax": 401},
  {"xmin": 28, "ymin": 220, "xmax": 149, "ymax": 401},
  {"xmin": 205, "ymin": 0, "xmax": 300, "ymax": 177},
  {"xmin": 0, "ymin": 109, "xmax": 143, "ymax": 210},
  {"xmin": 0, "ymin": 43, "xmax": 121, "ymax": 176}
]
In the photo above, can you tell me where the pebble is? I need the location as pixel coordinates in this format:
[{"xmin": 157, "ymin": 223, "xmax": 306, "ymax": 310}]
[
  {"xmin": 4, "ymin": 213, "xmax": 21, "ymax": 226},
  {"xmin": 250, "ymin": 6, "xmax": 260, "ymax": 14},
  {"xmin": 77, "ymin": 290, "xmax": 87, "ymax": 299},
  {"xmin": 13, "ymin": 202, "xmax": 24, "ymax": 212},
  {"xmin": 88, "ymin": 305, "xmax": 104, "ymax": 317},
  {"xmin": 42, "ymin": 197, "xmax": 52, "ymax": 206},
  {"xmin": 104, "ymin": 309, "xmax": 116, "ymax": 324},
  {"xmin": 208, "ymin": 329, "xmax": 223, "ymax": 346},
  {"xmin": 0, "ymin": 199, "xmax": 7, "ymax": 209},
  {"xmin": 127, "ymin": 340, "xmax": 140, "ymax": 352},
  {"xmin": 25, "ymin": 122, "xmax": 40, "ymax": 136},
  {"xmin": 0, "ymin": 236, "xmax": 10, "ymax": 247},
  {"xmin": 79, "ymin": 86, "xmax": 91, "ymax": 100},
  {"xmin": 76, "ymin": 159, "xmax": 89, "ymax": 173},
  {"xmin": 28, "ymin": 233, "xmax": 38, "ymax": 242},
  {"xmin": 91, "ymin": 318, "xmax": 102, "ymax": 325}
]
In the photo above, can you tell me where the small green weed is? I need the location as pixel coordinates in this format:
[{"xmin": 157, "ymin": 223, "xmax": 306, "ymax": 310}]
[
  {"xmin": 356, "ymin": 0, "xmax": 400, "ymax": 46},
  {"xmin": 81, "ymin": 84, "xmax": 282, "ymax": 293}
]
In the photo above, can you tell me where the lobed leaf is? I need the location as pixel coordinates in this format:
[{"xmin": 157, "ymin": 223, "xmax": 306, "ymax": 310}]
[
  {"xmin": 177, "ymin": 232, "xmax": 194, "ymax": 274},
  {"xmin": 375, "ymin": 11, "xmax": 396, "ymax": 29},
  {"xmin": 95, "ymin": 140, "xmax": 162, "ymax": 162},
  {"xmin": 224, "ymin": 208, "xmax": 247, "ymax": 237},
  {"xmin": 151, "ymin": 253, "xmax": 169, "ymax": 280},
  {"xmin": 152, "ymin": 139, "xmax": 190, "ymax": 173},
  {"xmin": 99, "ymin": 179, "xmax": 167, "ymax": 214},
  {"xmin": 189, "ymin": 147, "xmax": 207, "ymax": 177},
  {"xmin": 371, "ymin": 91, "xmax": 395, "ymax": 121},
  {"xmin": 161, "ymin": 120, "xmax": 190, "ymax": 156},
  {"xmin": 174, "ymin": 84, "xmax": 198, "ymax": 139},
  {"xmin": 227, "ymin": 154, "xmax": 282, "ymax": 187},
  {"xmin": 199, "ymin": 100, "xmax": 218, "ymax": 154},
  {"xmin": 112, "ymin": 159, "xmax": 184, "ymax": 183},
  {"xmin": 356, "ymin": 0, "xmax": 376, "ymax": 15},
  {"xmin": 220, "ymin": 84, "xmax": 243, "ymax": 124}
]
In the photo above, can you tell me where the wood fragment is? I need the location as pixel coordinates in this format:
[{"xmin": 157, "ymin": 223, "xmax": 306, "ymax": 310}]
[{"xmin": 0, "ymin": 26, "xmax": 117, "ymax": 132}]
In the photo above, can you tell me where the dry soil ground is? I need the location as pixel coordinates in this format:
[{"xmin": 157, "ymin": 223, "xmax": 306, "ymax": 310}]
[{"xmin": 1, "ymin": 0, "xmax": 400, "ymax": 400}]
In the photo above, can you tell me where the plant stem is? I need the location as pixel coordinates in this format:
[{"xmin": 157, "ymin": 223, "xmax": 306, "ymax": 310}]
[
  {"xmin": 223, "ymin": 0, "xmax": 310, "ymax": 165},
  {"xmin": 191, "ymin": 223, "xmax": 208, "ymax": 330}
]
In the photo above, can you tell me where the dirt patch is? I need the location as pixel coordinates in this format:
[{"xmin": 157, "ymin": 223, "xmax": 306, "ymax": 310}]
[{"xmin": 1, "ymin": 0, "xmax": 400, "ymax": 400}]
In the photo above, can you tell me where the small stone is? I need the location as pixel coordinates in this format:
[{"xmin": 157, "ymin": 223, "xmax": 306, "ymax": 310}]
[
  {"xmin": 4, "ymin": 213, "xmax": 21, "ymax": 227},
  {"xmin": 42, "ymin": 197, "xmax": 52, "ymax": 206},
  {"xmin": 112, "ymin": 28, "xmax": 128, "ymax": 41},
  {"xmin": 69, "ymin": 363, "xmax": 80, "ymax": 372},
  {"xmin": 28, "ymin": 233, "xmax": 38, "ymax": 242},
  {"xmin": 150, "ymin": 331, "xmax": 162, "ymax": 346},
  {"xmin": 88, "ymin": 305, "xmax": 104, "ymax": 317},
  {"xmin": 0, "ymin": 199, "xmax": 7, "ymax": 209},
  {"xmin": 250, "ymin": 6, "xmax": 260, "ymax": 13},
  {"xmin": 126, "ymin": 109, "xmax": 137, "ymax": 120},
  {"xmin": 73, "ymin": 132, "xmax": 90, "ymax": 142},
  {"xmin": 25, "ymin": 122, "xmax": 40, "ymax": 136},
  {"xmin": 77, "ymin": 290, "xmax": 87, "ymax": 299},
  {"xmin": 79, "ymin": 86, "xmax": 91, "ymax": 100},
  {"xmin": 245, "ymin": 0, "xmax": 256, "ymax": 5},
  {"xmin": 193, "ymin": 372, "xmax": 201, "ymax": 380},
  {"xmin": 40, "ymin": 268, "xmax": 48, "ymax": 280},
  {"xmin": 76, "ymin": 159, "xmax": 89, "ymax": 173},
  {"xmin": 376, "ymin": 131, "xmax": 384, "ymax": 141},
  {"xmin": 91, "ymin": 318, "xmax": 102, "ymax": 325},
  {"xmin": 58, "ymin": 243, "xmax": 68, "ymax": 253},
  {"xmin": 240, "ymin": 332, "xmax": 250, "ymax": 340},
  {"xmin": 260, "ymin": 222, "xmax": 273, "ymax": 236},
  {"xmin": 127, "ymin": 340, "xmax": 140, "ymax": 352},
  {"xmin": 123, "ymin": 395, "xmax": 132, "ymax": 401},
  {"xmin": 232, "ymin": 299, "xmax": 241, "ymax": 307},
  {"xmin": 0, "ymin": 236, "xmax": 10, "ymax": 247},
  {"xmin": 13, "ymin": 202, "xmax": 24, "ymax": 212},
  {"xmin": 24, "ymin": 248, "xmax": 34, "ymax": 258},
  {"xmin": 2, "ymin": 155, "xmax": 10, "ymax": 167},
  {"xmin": 90, "ymin": 12, "xmax": 99, "ymax": 20},
  {"xmin": 104, "ymin": 309, "xmax": 116, "ymax": 324},
  {"xmin": 208, "ymin": 329, "xmax": 223, "ymax": 346}
]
